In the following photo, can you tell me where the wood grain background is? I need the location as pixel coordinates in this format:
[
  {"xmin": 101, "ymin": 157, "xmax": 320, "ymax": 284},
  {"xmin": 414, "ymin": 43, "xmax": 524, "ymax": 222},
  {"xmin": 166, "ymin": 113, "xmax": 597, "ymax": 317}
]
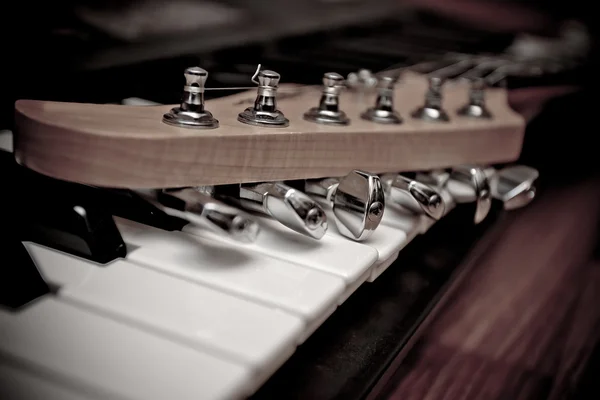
[{"xmin": 376, "ymin": 175, "xmax": 600, "ymax": 399}]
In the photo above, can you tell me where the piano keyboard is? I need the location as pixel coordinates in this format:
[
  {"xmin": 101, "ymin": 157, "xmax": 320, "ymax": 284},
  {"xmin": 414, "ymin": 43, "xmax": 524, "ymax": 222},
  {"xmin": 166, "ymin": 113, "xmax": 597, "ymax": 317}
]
[{"xmin": 0, "ymin": 125, "xmax": 459, "ymax": 399}]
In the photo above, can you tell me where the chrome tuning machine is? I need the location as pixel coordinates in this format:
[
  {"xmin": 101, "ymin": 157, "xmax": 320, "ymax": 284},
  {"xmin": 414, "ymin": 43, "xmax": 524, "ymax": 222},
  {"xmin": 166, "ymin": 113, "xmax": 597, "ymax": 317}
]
[
  {"xmin": 361, "ymin": 75, "xmax": 402, "ymax": 124},
  {"xmin": 484, "ymin": 165, "xmax": 539, "ymax": 210},
  {"xmin": 135, "ymin": 188, "xmax": 259, "ymax": 243},
  {"xmin": 381, "ymin": 173, "xmax": 446, "ymax": 220},
  {"xmin": 238, "ymin": 66, "xmax": 289, "ymax": 127},
  {"xmin": 204, "ymin": 182, "xmax": 328, "ymax": 239},
  {"xmin": 303, "ymin": 170, "xmax": 385, "ymax": 241},
  {"xmin": 303, "ymin": 72, "xmax": 350, "ymax": 125},
  {"xmin": 411, "ymin": 76, "xmax": 450, "ymax": 122},
  {"xmin": 445, "ymin": 165, "xmax": 492, "ymax": 224},
  {"xmin": 346, "ymin": 69, "xmax": 378, "ymax": 91},
  {"xmin": 163, "ymin": 67, "xmax": 219, "ymax": 129},
  {"xmin": 457, "ymin": 78, "xmax": 492, "ymax": 119}
]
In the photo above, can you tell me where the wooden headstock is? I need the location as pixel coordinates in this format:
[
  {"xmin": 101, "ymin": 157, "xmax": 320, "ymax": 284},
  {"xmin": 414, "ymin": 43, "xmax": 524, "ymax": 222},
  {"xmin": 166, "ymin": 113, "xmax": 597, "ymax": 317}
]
[{"xmin": 14, "ymin": 69, "xmax": 524, "ymax": 189}]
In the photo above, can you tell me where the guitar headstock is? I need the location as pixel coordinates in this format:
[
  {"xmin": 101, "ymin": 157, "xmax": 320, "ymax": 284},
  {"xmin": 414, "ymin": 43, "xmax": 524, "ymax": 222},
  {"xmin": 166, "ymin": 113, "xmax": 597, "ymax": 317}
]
[{"xmin": 14, "ymin": 65, "xmax": 524, "ymax": 189}]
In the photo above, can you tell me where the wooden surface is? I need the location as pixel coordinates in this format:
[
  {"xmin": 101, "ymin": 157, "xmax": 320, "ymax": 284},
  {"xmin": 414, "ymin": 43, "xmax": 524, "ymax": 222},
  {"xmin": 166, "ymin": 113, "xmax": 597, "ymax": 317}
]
[
  {"xmin": 13, "ymin": 73, "xmax": 524, "ymax": 188},
  {"xmin": 374, "ymin": 176, "xmax": 600, "ymax": 399}
]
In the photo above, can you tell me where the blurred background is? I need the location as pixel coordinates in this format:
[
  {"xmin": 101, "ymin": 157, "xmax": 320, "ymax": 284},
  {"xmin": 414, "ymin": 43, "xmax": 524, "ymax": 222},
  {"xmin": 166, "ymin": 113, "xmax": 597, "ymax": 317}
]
[
  {"xmin": 4, "ymin": 0, "xmax": 599, "ymax": 177},
  {"xmin": 3, "ymin": 2, "xmax": 600, "ymax": 398}
]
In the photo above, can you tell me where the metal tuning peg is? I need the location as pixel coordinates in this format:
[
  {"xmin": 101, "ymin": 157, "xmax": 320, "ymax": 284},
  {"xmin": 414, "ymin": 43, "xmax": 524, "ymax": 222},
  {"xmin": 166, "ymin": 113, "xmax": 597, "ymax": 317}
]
[
  {"xmin": 381, "ymin": 173, "xmax": 446, "ymax": 220},
  {"xmin": 361, "ymin": 75, "xmax": 402, "ymax": 124},
  {"xmin": 484, "ymin": 165, "xmax": 539, "ymax": 210},
  {"xmin": 457, "ymin": 78, "xmax": 492, "ymax": 119},
  {"xmin": 163, "ymin": 67, "xmax": 219, "ymax": 129},
  {"xmin": 304, "ymin": 170, "xmax": 385, "ymax": 241},
  {"xmin": 136, "ymin": 188, "xmax": 259, "ymax": 243},
  {"xmin": 303, "ymin": 72, "xmax": 350, "ymax": 125},
  {"xmin": 446, "ymin": 165, "xmax": 492, "ymax": 224},
  {"xmin": 347, "ymin": 69, "xmax": 378, "ymax": 91},
  {"xmin": 210, "ymin": 182, "xmax": 328, "ymax": 239},
  {"xmin": 238, "ymin": 66, "xmax": 289, "ymax": 127},
  {"xmin": 411, "ymin": 76, "xmax": 450, "ymax": 122}
]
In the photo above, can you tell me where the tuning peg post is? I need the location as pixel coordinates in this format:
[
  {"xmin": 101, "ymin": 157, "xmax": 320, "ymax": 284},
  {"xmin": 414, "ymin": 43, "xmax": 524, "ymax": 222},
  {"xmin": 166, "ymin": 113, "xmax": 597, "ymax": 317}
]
[
  {"xmin": 162, "ymin": 67, "xmax": 219, "ymax": 129},
  {"xmin": 457, "ymin": 78, "xmax": 493, "ymax": 119},
  {"xmin": 411, "ymin": 76, "xmax": 450, "ymax": 122},
  {"xmin": 238, "ymin": 68, "xmax": 289, "ymax": 127},
  {"xmin": 304, "ymin": 72, "xmax": 350, "ymax": 125},
  {"xmin": 361, "ymin": 75, "xmax": 402, "ymax": 124}
]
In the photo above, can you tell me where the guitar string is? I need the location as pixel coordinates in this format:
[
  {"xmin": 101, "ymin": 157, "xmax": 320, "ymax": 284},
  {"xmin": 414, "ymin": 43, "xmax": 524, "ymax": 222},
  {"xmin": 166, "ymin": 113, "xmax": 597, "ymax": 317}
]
[{"xmin": 196, "ymin": 50, "xmax": 523, "ymax": 95}]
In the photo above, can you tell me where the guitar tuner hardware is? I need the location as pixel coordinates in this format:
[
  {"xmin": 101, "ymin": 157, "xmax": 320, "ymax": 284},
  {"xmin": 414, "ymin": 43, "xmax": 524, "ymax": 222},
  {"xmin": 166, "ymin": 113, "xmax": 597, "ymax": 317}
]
[
  {"xmin": 381, "ymin": 174, "xmax": 445, "ymax": 221},
  {"xmin": 207, "ymin": 182, "xmax": 328, "ymax": 240},
  {"xmin": 446, "ymin": 165, "xmax": 492, "ymax": 224},
  {"xmin": 361, "ymin": 75, "xmax": 403, "ymax": 125},
  {"xmin": 238, "ymin": 65, "xmax": 289, "ymax": 127},
  {"xmin": 303, "ymin": 72, "xmax": 350, "ymax": 125},
  {"xmin": 162, "ymin": 67, "xmax": 219, "ymax": 129},
  {"xmin": 346, "ymin": 69, "xmax": 378, "ymax": 91},
  {"xmin": 484, "ymin": 165, "xmax": 539, "ymax": 210},
  {"xmin": 457, "ymin": 78, "xmax": 493, "ymax": 119},
  {"xmin": 411, "ymin": 76, "xmax": 450, "ymax": 122},
  {"xmin": 136, "ymin": 188, "xmax": 260, "ymax": 243},
  {"xmin": 304, "ymin": 170, "xmax": 385, "ymax": 241}
]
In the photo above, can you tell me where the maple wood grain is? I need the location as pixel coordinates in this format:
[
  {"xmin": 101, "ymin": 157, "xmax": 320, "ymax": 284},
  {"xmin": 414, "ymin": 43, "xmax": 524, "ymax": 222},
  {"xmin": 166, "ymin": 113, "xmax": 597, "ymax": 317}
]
[{"xmin": 13, "ymin": 73, "xmax": 524, "ymax": 188}]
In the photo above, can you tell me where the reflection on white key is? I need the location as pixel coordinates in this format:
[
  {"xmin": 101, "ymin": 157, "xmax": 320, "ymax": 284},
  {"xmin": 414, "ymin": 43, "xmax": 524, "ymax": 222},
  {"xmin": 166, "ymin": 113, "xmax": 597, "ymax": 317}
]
[
  {"xmin": 0, "ymin": 298, "xmax": 251, "ymax": 400},
  {"xmin": 0, "ymin": 362, "xmax": 101, "ymax": 400},
  {"xmin": 379, "ymin": 206, "xmax": 424, "ymax": 240},
  {"xmin": 185, "ymin": 215, "xmax": 378, "ymax": 303},
  {"xmin": 319, "ymin": 206, "xmax": 408, "ymax": 282},
  {"xmin": 0, "ymin": 130, "xmax": 13, "ymax": 152},
  {"xmin": 115, "ymin": 218, "xmax": 345, "ymax": 334},
  {"xmin": 25, "ymin": 243, "xmax": 304, "ymax": 374}
]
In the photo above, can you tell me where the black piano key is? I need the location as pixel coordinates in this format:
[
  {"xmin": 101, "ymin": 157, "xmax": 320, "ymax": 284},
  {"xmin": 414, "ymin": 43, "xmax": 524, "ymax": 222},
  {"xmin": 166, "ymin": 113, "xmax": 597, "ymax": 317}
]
[
  {"xmin": 21, "ymin": 201, "xmax": 127, "ymax": 265},
  {"xmin": 0, "ymin": 239, "xmax": 52, "ymax": 310},
  {"xmin": 2, "ymin": 150, "xmax": 127, "ymax": 264}
]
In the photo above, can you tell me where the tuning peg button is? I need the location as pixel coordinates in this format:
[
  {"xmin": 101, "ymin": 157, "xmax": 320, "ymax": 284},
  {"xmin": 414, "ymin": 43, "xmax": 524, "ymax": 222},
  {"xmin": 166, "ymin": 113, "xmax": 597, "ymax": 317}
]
[
  {"xmin": 446, "ymin": 165, "xmax": 492, "ymax": 224},
  {"xmin": 236, "ymin": 182, "xmax": 327, "ymax": 239},
  {"xmin": 381, "ymin": 174, "xmax": 446, "ymax": 220},
  {"xmin": 486, "ymin": 165, "xmax": 539, "ymax": 210},
  {"xmin": 137, "ymin": 188, "xmax": 259, "ymax": 243},
  {"xmin": 304, "ymin": 170, "xmax": 385, "ymax": 241},
  {"xmin": 304, "ymin": 72, "xmax": 350, "ymax": 125},
  {"xmin": 411, "ymin": 76, "xmax": 450, "ymax": 122},
  {"xmin": 163, "ymin": 67, "xmax": 219, "ymax": 129},
  {"xmin": 238, "ymin": 69, "xmax": 289, "ymax": 127}
]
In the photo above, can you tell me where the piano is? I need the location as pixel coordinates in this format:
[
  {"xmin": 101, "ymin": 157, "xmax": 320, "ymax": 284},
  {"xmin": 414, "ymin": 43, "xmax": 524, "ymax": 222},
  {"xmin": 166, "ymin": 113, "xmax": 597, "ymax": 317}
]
[{"xmin": 1, "ymin": 2, "xmax": 591, "ymax": 399}]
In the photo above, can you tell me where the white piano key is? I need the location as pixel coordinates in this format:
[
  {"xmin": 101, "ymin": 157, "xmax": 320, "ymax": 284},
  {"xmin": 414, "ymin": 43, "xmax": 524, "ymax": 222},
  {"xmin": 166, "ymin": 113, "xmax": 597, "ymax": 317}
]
[
  {"xmin": 321, "ymin": 208, "xmax": 410, "ymax": 282},
  {"xmin": 24, "ymin": 243, "xmax": 303, "ymax": 373},
  {"xmin": 23, "ymin": 241, "xmax": 94, "ymax": 287},
  {"xmin": 379, "ymin": 206, "xmax": 424, "ymax": 240},
  {"xmin": 184, "ymin": 215, "xmax": 378, "ymax": 302},
  {"xmin": 0, "ymin": 129, "xmax": 13, "ymax": 152},
  {"xmin": 114, "ymin": 217, "xmax": 345, "ymax": 330},
  {"xmin": 0, "ymin": 298, "xmax": 252, "ymax": 400},
  {"xmin": 0, "ymin": 362, "xmax": 102, "ymax": 400}
]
